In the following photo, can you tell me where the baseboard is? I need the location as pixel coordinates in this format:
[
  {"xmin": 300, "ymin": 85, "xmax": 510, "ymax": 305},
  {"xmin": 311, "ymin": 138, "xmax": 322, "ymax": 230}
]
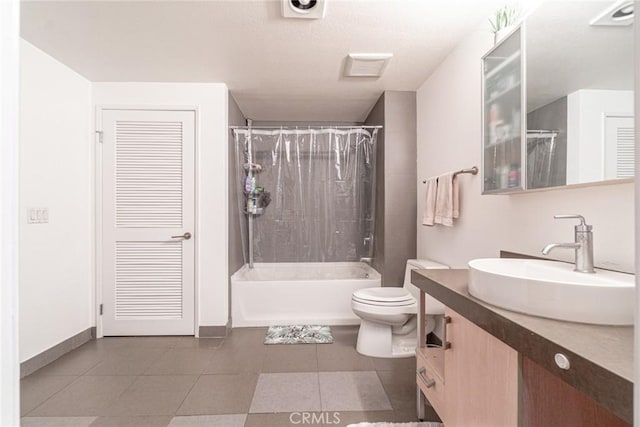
[
  {"xmin": 230, "ymin": 318, "xmax": 361, "ymax": 327},
  {"xmin": 199, "ymin": 322, "xmax": 230, "ymax": 338},
  {"xmin": 20, "ymin": 327, "xmax": 96, "ymax": 378}
]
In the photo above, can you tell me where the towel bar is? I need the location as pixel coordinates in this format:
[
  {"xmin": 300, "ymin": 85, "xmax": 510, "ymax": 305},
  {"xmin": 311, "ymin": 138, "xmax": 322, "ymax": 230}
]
[{"xmin": 422, "ymin": 166, "xmax": 478, "ymax": 184}]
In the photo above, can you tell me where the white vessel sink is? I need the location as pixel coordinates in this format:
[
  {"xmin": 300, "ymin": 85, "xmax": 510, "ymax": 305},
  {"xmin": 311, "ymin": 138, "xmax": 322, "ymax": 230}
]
[{"xmin": 468, "ymin": 258, "xmax": 634, "ymax": 325}]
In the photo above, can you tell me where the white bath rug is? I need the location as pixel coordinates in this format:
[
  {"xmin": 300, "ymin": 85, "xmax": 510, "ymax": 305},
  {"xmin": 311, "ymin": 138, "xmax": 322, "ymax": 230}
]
[
  {"xmin": 264, "ymin": 325, "xmax": 333, "ymax": 344},
  {"xmin": 347, "ymin": 423, "xmax": 443, "ymax": 427}
]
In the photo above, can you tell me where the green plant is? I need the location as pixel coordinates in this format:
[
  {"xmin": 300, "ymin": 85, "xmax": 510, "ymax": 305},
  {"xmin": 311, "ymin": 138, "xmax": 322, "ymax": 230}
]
[{"xmin": 489, "ymin": 5, "xmax": 518, "ymax": 33}]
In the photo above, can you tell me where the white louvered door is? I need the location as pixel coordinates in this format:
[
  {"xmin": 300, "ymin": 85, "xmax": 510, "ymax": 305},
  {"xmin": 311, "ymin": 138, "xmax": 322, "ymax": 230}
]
[
  {"xmin": 604, "ymin": 115, "xmax": 635, "ymax": 180},
  {"xmin": 101, "ymin": 109, "xmax": 195, "ymax": 335}
]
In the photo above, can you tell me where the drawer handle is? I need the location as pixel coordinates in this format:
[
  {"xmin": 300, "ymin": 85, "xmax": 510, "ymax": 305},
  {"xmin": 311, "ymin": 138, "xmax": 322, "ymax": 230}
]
[
  {"xmin": 443, "ymin": 315, "xmax": 452, "ymax": 350},
  {"xmin": 417, "ymin": 367, "xmax": 436, "ymax": 388}
]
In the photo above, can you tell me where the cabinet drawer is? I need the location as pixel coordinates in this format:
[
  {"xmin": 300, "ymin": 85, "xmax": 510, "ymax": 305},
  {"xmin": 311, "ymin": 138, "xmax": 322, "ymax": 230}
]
[{"xmin": 416, "ymin": 351, "xmax": 445, "ymax": 417}]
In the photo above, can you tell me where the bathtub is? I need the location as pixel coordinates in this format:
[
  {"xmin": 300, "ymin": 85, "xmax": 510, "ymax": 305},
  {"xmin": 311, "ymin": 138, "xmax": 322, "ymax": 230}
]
[{"xmin": 231, "ymin": 262, "xmax": 381, "ymax": 327}]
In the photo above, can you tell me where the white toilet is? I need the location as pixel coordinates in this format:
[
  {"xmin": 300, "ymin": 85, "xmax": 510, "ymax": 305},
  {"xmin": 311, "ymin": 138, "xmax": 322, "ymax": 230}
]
[{"xmin": 351, "ymin": 259, "xmax": 449, "ymax": 358}]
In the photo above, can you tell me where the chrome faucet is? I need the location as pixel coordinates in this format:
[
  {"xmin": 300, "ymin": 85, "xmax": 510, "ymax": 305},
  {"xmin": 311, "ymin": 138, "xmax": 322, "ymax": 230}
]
[{"xmin": 542, "ymin": 214, "xmax": 595, "ymax": 273}]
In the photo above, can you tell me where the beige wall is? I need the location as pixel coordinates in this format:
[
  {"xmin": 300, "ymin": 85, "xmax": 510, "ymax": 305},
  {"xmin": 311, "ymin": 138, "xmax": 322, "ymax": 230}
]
[{"xmin": 417, "ymin": 29, "xmax": 634, "ymax": 273}]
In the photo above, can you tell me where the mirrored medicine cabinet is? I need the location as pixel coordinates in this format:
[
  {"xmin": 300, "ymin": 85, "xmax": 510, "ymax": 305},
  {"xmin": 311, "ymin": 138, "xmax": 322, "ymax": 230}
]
[{"xmin": 482, "ymin": 1, "xmax": 634, "ymax": 194}]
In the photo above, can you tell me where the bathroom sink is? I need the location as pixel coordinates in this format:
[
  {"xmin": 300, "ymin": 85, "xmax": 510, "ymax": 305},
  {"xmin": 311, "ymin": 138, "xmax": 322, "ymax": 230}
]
[{"xmin": 468, "ymin": 258, "xmax": 635, "ymax": 325}]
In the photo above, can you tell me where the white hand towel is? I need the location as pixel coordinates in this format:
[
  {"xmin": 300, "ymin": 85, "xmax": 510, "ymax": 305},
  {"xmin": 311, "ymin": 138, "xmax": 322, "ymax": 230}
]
[
  {"xmin": 434, "ymin": 172, "xmax": 455, "ymax": 226},
  {"xmin": 452, "ymin": 174, "xmax": 460, "ymax": 219},
  {"xmin": 422, "ymin": 177, "xmax": 438, "ymax": 226}
]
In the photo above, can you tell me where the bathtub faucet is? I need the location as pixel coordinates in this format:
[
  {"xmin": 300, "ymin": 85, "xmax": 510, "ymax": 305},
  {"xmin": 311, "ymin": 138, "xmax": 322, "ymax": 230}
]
[{"xmin": 360, "ymin": 257, "xmax": 372, "ymax": 265}]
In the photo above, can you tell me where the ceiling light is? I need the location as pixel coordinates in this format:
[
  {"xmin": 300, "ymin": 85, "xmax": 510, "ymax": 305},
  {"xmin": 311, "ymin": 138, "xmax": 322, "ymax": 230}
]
[
  {"xmin": 591, "ymin": 1, "xmax": 633, "ymax": 26},
  {"xmin": 281, "ymin": 0, "xmax": 327, "ymax": 19},
  {"xmin": 344, "ymin": 54, "xmax": 393, "ymax": 78}
]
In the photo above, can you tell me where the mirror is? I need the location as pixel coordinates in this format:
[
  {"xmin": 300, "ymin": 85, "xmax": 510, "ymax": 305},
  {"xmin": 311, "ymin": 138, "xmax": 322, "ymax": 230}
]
[{"xmin": 525, "ymin": 1, "xmax": 634, "ymax": 189}]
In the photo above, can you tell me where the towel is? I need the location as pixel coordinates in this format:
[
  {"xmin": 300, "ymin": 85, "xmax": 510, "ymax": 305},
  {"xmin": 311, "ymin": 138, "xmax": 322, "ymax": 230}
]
[
  {"xmin": 421, "ymin": 177, "xmax": 438, "ymax": 226},
  {"xmin": 434, "ymin": 172, "xmax": 456, "ymax": 226},
  {"xmin": 452, "ymin": 174, "xmax": 460, "ymax": 219}
]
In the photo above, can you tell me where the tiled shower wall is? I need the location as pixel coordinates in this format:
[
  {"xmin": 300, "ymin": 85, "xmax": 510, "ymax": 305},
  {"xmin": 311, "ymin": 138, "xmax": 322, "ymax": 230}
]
[
  {"xmin": 229, "ymin": 98, "xmax": 417, "ymax": 273},
  {"xmin": 366, "ymin": 92, "xmax": 418, "ymax": 286},
  {"xmin": 228, "ymin": 95, "xmax": 246, "ymax": 316},
  {"xmin": 239, "ymin": 121, "xmax": 368, "ymax": 263},
  {"xmin": 366, "ymin": 95, "xmax": 386, "ymax": 278},
  {"xmin": 526, "ymin": 96, "xmax": 568, "ymax": 188}
]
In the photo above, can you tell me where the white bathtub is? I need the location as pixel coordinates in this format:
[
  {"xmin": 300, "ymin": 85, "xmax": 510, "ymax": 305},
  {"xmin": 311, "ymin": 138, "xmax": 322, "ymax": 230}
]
[{"xmin": 231, "ymin": 262, "xmax": 381, "ymax": 327}]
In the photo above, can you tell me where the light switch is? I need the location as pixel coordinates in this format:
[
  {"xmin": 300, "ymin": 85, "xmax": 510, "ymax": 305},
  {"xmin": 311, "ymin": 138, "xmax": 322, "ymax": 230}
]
[{"xmin": 27, "ymin": 208, "xmax": 49, "ymax": 224}]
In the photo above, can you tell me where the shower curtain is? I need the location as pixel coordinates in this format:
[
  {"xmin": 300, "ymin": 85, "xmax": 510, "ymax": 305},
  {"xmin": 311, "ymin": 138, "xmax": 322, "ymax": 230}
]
[
  {"xmin": 233, "ymin": 127, "xmax": 378, "ymax": 263},
  {"xmin": 526, "ymin": 131, "xmax": 559, "ymax": 189}
]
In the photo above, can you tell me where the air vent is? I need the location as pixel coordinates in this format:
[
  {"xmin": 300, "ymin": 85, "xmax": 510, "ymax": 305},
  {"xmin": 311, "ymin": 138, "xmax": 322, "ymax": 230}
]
[
  {"xmin": 281, "ymin": 0, "xmax": 327, "ymax": 19},
  {"xmin": 344, "ymin": 53, "xmax": 393, "ymax": 78},
  {"xmin": 591, "ymin": 1, "xmax": 633, "ymax": 26}
]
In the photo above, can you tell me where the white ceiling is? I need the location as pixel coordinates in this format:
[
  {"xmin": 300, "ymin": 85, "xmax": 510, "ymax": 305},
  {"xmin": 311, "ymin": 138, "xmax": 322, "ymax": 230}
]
[{"xmin": 20, "ymin": 0, "xmax": 506, "ymax": 122}]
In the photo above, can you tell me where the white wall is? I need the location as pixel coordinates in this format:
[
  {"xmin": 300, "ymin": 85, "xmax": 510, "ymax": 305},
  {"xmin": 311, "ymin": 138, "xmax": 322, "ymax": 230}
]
[
  {"xmin": 633, "ymin": 16, "xmax": 639, "ymax": 426},
  {"xmin": 417, "ymin": 29, "xmax": 634, "ymax": 274},
  {"xmin": 92, "ymin": 83, "xmax": 230, "ymax": 329},
  {"xmin": 1, "ymin": 0, "xmax": 21, "ymax": 422},
  {"xmin": 19, "ymin": 41, "xmax": 93, "ymax": 361},
  {"xmin": 567, "ymin": 89, "xmax": 634, "ymax": 184}
]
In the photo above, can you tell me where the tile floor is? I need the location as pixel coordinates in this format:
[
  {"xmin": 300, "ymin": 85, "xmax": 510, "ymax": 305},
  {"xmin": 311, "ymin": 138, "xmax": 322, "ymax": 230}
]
[{"xmin": 21, "ymin": 326, "xmax": 440, "ymax": 427}]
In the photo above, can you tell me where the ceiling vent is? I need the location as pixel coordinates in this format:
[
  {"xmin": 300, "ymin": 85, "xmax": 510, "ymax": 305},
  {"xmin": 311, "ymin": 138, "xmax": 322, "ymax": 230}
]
[
  {"xmin": 281, "ymin": 0, "xmax": 327, "ymax": 19},
  {"xmin": 344, "ymin": 53, "xmax": 393, "ymax": 78},
  {"xmin": 591, "ymin": 1, "xmax": 634, "ymax": 26}
]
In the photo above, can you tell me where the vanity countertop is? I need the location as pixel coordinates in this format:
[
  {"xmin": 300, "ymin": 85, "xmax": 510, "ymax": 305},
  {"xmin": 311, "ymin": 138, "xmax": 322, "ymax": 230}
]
[{"xmin": 412, "ymin": 268, "xmax": 633, "ymax": 424}]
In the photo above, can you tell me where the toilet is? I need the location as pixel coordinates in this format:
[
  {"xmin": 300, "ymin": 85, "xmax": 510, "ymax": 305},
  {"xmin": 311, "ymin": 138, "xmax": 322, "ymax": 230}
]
[{"xmin": 351, "ymin": 259, "xmax": 449, "ymax": 358}]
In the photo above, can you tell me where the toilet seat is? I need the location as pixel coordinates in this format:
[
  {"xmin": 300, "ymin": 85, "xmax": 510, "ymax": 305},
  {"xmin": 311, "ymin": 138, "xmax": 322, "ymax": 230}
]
[
  {"xmin": 352, "ymin": 296, "xmax": 416, "ymax": 307},
  {"xmin": 352, "ymin": 299, "xmax": 417, "ymax": 317},
  {"xmin": 353, "ymin": 287, "xmax": 414, "ymax": 304}
]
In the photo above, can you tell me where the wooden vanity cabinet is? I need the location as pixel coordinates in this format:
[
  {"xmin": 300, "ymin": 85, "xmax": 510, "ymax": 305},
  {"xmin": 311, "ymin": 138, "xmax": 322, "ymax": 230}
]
[
  {"xmin": 444, "ymin": 307, "xmax": 519, "ymax": 426},
  {"xmin": 414, "ymin": 270, "xmax": 633, "ymax": 426},
  {"xmin": 417, "ymin": 293, "xmax": 518, "ymax": 426},
  {"xmin": 522, "ymin": 357, "xmax": 630, "ymax": 427}
]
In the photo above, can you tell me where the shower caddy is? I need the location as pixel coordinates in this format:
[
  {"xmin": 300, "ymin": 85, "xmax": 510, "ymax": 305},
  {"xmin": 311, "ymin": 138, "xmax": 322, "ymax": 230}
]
[
  {"xmin": 243, "ymin": 162, "xmax": 270, "ymax": 216},
  {"xmin": 239, "ymin": 120, "xmax": 271, "ymax": 269}
]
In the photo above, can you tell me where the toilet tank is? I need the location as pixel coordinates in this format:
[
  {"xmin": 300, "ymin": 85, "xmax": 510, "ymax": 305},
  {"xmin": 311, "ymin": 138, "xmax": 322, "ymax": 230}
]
[{"xmin": 403, "ymin": 259, "xmax": 449, "ymax": 314}]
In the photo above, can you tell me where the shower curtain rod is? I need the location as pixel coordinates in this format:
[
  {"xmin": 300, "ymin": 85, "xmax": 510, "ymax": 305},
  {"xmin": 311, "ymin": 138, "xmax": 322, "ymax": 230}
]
[{"xmin": 230, "ymin": 125, "xmax": 383, "ymax": 129}]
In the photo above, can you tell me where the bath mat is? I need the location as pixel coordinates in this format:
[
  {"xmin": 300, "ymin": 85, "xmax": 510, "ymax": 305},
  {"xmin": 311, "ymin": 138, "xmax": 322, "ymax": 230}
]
[
  {"xmin": 264, "ymin": 325, "xmax": 333, "ymax": 344},
  {"xmin": 347, "ymin": 423, "xmax": 443, "ymax": 427}
]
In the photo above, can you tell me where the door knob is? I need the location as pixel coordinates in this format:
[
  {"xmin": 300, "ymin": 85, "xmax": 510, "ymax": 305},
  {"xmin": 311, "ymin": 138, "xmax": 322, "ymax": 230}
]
[{"xmin": 171, "ymin": 232, "xmax": 192, "ymax": 240}]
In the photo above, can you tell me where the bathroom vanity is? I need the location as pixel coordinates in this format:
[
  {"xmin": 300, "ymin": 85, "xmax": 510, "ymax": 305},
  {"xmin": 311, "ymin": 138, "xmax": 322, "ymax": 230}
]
[{"xmin": 412, "ymin": 268, "xmax": 632, "ymax": 426}]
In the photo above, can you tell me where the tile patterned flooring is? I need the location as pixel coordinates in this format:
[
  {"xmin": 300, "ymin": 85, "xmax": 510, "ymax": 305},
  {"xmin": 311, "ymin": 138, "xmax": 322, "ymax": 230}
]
[{"xmin": 21, "ymin": 326, "xmax": 440, "ymax": 427}]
